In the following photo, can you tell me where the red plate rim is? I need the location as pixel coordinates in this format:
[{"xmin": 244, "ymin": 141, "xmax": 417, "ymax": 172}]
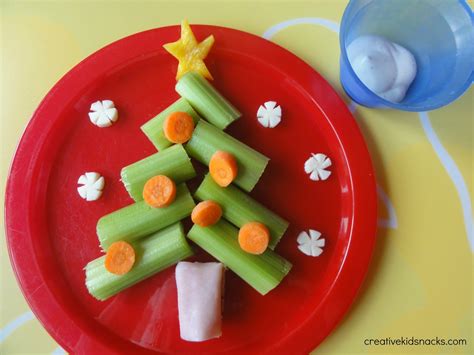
[{"xmin": 4, "ymin": 25, "xmax": 377, "ymax": 353}]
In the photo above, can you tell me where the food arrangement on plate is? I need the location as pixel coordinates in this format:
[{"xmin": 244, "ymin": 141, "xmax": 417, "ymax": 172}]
[
  {"xmin": 84, "ymin": 20, "xmax": 329, "ymax": 342},
  {"xmin": 5, "ymin": 18, "xmax": 377, "ymax": 353}
]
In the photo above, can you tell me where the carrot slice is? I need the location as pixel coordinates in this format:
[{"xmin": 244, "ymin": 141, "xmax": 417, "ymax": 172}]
[
  {"xmin": 163, "ymin": 111, "xmax": 195, "ymax": 143},
  {"xmin": 209, "ymin": 151, "xmax": 238, "ymax": 187},
  {"xmin": 191, "ymin": 200, "xmax": 222, "ymax": 227},
  {"xmin": 238, "ymin": 222, "xmax": 270, "ymax": 255},
  {"xmin": 143, "ymin": 175, "xmax": 177, "ymax": 208},
  {"xmin": 105, "ymin": 241, "xmax": 136, "ymax": 275}
]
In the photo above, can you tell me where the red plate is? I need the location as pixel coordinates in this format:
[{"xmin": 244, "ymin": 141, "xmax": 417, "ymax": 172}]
[{"xmin": 5, "ymin": 25, "xmax": 377, "ymax": 354}]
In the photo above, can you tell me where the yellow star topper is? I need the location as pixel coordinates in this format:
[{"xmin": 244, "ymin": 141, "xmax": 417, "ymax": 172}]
[{"xmin": 164, "ymin": 20, "xmax": 215, "ymax": 80}]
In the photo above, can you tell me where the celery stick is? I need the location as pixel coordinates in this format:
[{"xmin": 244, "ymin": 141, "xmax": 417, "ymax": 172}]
[
  {"xmin": 175, "ymin": 72, "xmax": 241, "ymax": 130},
  {"xmin": 187, "ymin": 220, "xmax": 292, "ymax": 295},
  {"xmin": 195, "ymin": 174, "xmax": 288, "ymax": 249},
  {"xmin": 98, "ymin": 184, "xmax": 195, "ymax": 249},
  {"xmin": 121, "ymin": 144, "xmax": 195, "ymax": 201},
  {"xmin": 141, "ymin": 98, "xmax": 201, "ymax": 150},
  {"xmin": 185, "ymin": 120, "xmax": 269, "ymax": 192},
  {"xmin": 86, "ymin": 223, "xmax": 193, "ymax": 301}
]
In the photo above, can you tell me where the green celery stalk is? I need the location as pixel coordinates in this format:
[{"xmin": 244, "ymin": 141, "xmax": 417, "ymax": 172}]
[
  {"xmin": 195, "ymin": 174, "xmax": 288, "ymax": 249},
  {"xmin": 175, "ymin": 72, "xmax": 241, "ymax": 129},
  {"xmin": 121, "ymin": 144, "xmax": 195, "ymax": 201},
  {"xmin": 141, "ymin": 98, "xmax": 201, "ymax": 150},
  {"xmin": 185, "ymin": 120, "xmax": 269, "ymax": 192},
  {"xmin": 97, "ymin": 183, "xmax": 195, "ymax": 249},
  {"xmin": 86, "ymin": 223, "xmax": 193, "ymax": 301},
  {"xmin": 187, "ymin": 220, "xmax": 292, "ymax": 295}
]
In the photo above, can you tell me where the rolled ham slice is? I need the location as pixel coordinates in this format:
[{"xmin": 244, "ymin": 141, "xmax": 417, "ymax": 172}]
[{"xmin": 175, "ymin": 262, "xmax": 225, "ymax": 342}]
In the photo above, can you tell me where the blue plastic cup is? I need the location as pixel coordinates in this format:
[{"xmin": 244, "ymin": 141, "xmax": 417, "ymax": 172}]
[{"xmin": 339, "ymin": 0, "xmax": 474, "ymax": 111}]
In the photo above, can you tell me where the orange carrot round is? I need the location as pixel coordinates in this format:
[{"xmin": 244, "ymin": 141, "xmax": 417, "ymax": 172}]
[
  {"xmin": 191, "ymin": 200, "xmax": 223, "ymax": 227},
  {"xmin": 105, "ymin": 241, "xmax": 136, "ymax": 275},
  {"xmin": 209, "ymin": 151, "xmax": 238, "ymax": 187},
  {"xmin": 143, "ymin": 175, "xmax": 177, "ymax": 208},
  {"xmin": 163, "ymin": 111, "xmax": 195, "ymax": 143},
  {"xmin": 238, "ymin": 222, "xmax": 270, "ymax": 255}
]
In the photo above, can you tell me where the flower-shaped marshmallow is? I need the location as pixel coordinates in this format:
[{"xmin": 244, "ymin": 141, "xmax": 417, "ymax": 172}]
[
  {"xmin": 77, "ymin": 172, "xmax": 105, "ymax": 201},
  {"xmin": 88, "ymin": 100, "xmax": 118, "ymax": 127},
  {"xmin": 256, "ymin": 101, "xmax": 282, "ymax": 128},
  {"xmin": 304, "ymin": 153, "xmax": 332, "ymax": 181},
  {"xmin": 297, "ymin": 229, "xmax": 325, "ymax": 257}
]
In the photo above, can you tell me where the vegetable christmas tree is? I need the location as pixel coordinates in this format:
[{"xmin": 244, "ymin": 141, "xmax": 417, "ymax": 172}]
[{"xmin": 85, "ymin": 20, "xmax": 291, "ymax": 301}]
